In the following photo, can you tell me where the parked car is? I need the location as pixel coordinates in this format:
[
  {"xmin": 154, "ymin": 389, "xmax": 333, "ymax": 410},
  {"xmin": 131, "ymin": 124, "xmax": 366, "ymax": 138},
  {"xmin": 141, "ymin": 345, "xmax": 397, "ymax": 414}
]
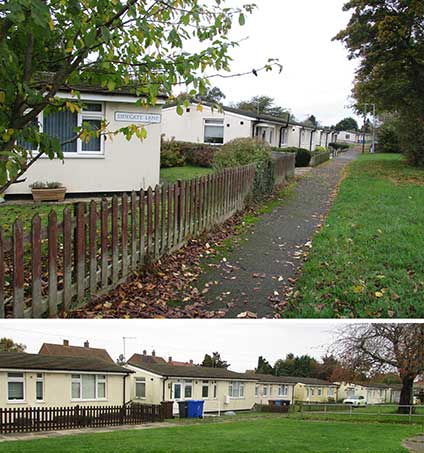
[{"xmin": 343, "ymin": 396, "xmax": 367, "ymax": 407}]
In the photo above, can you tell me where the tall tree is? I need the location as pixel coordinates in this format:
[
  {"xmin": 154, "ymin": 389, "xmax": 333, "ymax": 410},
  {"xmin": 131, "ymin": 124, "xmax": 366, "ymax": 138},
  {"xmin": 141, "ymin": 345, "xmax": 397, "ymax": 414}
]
[
  {"xmin": 116, "ymin": 354, "xmax": 126, "ymax": 366},
  {"xmin": 274, "ymin": 353, "xmax": 319, "ymax": 378},
  {"xmin": 333, "ymin": 324, "xmax": 424, "ymax": 413},
  {"xmin": 255, "ymin": 356, "xmax": 273, "ymax": 375},
  {"xmin": 235, "ymin": 95, "xmax": 289, "ymax": 117},
  {"xmin": 305, "ymin": 115, "xmax": 318, "ymax": 127},
  {"xmin": 0, "ymin": 337, "xmax": 26, "ymax": 352},
  {"xmin": 335, "ymin": 117, "xmax": 359, "ymax": 131},
  {"xmin": 0, "ymin": 1, "xmax": 280, "ymax": 196},
  {"xmin": 201, "ymin": 352, "xmax": 229, "ymax": 369},
  {"xmin": 335, "ymin": 1, "xmax": 424, "ymax": 165},
  {"xmin": 201, "ymin": 86, "xmax": 226, "ymax": 103}
]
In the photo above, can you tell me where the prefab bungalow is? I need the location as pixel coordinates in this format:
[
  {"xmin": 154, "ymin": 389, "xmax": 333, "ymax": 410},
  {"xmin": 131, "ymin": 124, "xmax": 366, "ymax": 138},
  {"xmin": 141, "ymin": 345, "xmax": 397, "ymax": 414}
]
[
  {"xmin": 337, "ymin": 382, "xmax": 391, "ymax": 404},
  {"xmin": 293, "ymin": 377, "xmax": 339, "ymax": 403},
  {"xmin": 252, "ymin": 374, "xmax": 296, "ymax": 405},
  {"xmin": 7, "ymin": 83, "xmax": 165, "ymax": 196},
  {"xmin": 162, "ymin": 103, "xmax": 333, "ymax": 152},
  {"xmin": 0, "ymin": 352, "xmax": 132, "ymax": 409},
  {"xmin": 126, "ymin": 353, "xmax": 257, "ymax": 413},
  {"xmin": 337, "ymin": 130, "xmax": 360, "ymax": 144}
]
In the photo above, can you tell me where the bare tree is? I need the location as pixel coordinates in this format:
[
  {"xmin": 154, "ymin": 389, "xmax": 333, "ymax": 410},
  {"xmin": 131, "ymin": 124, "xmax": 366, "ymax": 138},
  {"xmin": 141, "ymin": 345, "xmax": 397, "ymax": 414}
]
[{"xmin": 332, "ymin": 324, "xmax": 424, "ymax": 413}]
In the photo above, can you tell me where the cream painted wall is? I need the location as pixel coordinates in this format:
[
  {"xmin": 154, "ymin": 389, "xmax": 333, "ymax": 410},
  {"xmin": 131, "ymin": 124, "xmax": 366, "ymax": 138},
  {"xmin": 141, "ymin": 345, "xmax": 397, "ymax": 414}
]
[
  {"xmin": 162, "ymin": 104, "xmax": 253, "ymax": 144},
  {"xmin": 294, "ymin": 383, "xmax": 338, "ymax": 403},
  {"xmin": 254, "ymin": 383, "xmax": 294, "ymax": 405},
  {"xmin": 337, "ymin": 382, "xmax": 391, "ymax": 404},
  {"xmin": 6, "ymin": 102, "xmax": 161, "ymax": 195},
  {"xmin": 0, "ymin": 370, "xmax": 129, "ymax": 408},
  {"xmin": 129, "ymin": 368, "xmax": 256, "ymax": 412}
]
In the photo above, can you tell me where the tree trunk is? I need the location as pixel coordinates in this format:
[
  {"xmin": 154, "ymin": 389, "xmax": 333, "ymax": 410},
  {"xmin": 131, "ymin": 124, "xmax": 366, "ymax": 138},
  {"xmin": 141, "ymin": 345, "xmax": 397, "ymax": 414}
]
[{"xmin": 398, "ymin": 376, "xmax": 414, "ymax": 414}]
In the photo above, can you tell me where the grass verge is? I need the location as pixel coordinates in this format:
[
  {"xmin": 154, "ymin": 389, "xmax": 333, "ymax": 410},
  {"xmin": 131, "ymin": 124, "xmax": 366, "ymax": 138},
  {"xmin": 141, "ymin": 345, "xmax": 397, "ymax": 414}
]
[
  {"xmin": 288, "ymin": 153, "xmax": 424, "ymax": 318},
  {"xmin": 160, "ymin": 165, "xmax": 213, "ymax": 183},
  {"xmin": 0, "ymin": 418, "xmax": 421, "ymax": 452}
]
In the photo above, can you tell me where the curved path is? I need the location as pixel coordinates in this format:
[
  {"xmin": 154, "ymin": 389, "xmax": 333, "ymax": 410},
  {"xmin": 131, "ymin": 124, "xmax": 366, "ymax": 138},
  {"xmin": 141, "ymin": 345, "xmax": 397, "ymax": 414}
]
[
  {"xmin": 404, "ymin": 436, "xmax": 424, "ymax": 452},
  {"xmin": 198, "ymin": 148, "xmax": 359, "ymax": 318}
]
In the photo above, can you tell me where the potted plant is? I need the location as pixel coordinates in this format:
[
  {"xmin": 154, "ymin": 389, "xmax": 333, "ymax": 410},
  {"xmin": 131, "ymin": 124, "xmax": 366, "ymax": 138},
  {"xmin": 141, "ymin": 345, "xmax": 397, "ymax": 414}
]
[{"xmin": 30, "ymin": 181, "xmax": 67, "ymax": 202}]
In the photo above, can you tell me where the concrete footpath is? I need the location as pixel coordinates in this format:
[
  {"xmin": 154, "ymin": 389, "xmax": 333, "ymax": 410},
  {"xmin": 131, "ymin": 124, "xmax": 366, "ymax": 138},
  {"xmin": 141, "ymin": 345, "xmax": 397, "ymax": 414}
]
[{"xmin": 198, "ymin": 149, "xmax": 359, "ymax": 318}]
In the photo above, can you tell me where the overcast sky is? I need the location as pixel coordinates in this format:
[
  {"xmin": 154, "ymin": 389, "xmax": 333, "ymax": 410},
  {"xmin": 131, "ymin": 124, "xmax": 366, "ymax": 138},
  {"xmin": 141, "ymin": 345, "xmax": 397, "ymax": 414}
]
[
  {"xmin": 1, "ymin": 320, "xmax": 366, "ymax": 372},
  {"xmin": 186, "ymin": 0, "xmax": 359, "ymax": 127}
]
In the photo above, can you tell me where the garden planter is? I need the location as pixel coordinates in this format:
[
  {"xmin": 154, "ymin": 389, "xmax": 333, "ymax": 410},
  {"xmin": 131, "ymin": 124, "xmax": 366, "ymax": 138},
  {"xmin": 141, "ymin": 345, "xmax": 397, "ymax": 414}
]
[{"xmin": 31, "ymin": 187, "xmax": 67, "ymax": 202}]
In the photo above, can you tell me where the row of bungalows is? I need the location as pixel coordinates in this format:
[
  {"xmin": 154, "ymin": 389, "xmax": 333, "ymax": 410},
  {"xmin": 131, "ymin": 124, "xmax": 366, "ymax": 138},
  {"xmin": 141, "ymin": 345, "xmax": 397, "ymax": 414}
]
[
  {"xmin": 0, "ymin": 345, "xmax": 407, "ymax": 412},
  {"xmin": 337, "ymin": 382, "xmax": 400, "ymax": 404},
  {"xmin": 161, "ymin": 102, "xmax": 339, "ymax": 151}
]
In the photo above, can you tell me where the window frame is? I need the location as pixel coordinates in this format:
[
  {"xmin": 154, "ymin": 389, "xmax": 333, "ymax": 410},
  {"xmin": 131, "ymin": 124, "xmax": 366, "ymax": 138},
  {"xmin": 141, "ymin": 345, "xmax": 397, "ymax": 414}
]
[
  {"xmin": 36, "ymin": 373, "xmax": 44, "ymax": 402},
  {"xmin": 7, "ymin": 372, "xmax": 25, "ymax": 403},
  {"xmin": 70, "ymin": 374, "xmax": 108, "ymax": 402},
  {"xmin": 23, "ymin": 102, "xmax": 105, "ymax": 158},
  {"xmin": 263, "ymin": 385, "xmax": 268, "ymax": 397},
  {"xmin": 135, "ymin": 377, "xmax": 146, "ymax": 399},
  {"xmin": 278, "ymin": 385, "xmax": 288, "ymax": 397},
  {"xmin": 202, "ymin": 381, "xmax": 209, "ymax": 399},
  {"xmin": 203, "ymin": 118, "xmax": 224, "ymax": 145},
  {"xmin": 228, "ymin": 381, "xmax": 245, "ymax": 399}
]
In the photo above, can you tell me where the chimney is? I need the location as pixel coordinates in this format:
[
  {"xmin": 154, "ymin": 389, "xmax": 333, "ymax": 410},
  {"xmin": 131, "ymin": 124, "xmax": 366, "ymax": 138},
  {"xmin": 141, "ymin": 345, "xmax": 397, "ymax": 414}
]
[
  {"xmin": 84, "ymin": 341, "xmax": 89, "ymax": 348},
  {"xmin": 168, "ymin": 357, "xmax": 172, "ymax": 363},
  {"xmin": 189, "ymin": 360, "xmax": 193, "ymax": 365},
  {"xmin": 152, "ymin": 350, "xmax": 156, "ymax": 357},
  {"xmin": 63, "ymin": 340, "xmax": 69, "ymax": 346},
  {"xmin": 143, "ymin": 350, "xmax": 147, "ymax": 356}
]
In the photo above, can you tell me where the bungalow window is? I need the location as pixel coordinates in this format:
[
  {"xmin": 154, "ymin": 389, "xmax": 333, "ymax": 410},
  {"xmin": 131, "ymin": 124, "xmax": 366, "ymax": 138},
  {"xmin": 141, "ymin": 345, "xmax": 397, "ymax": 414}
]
[
  {"xmin": 213, "ymin": 383, "xmax": 217, "ymax": 399},
  {"xmin": 328, "ymin": 387, "xmax": 334, "ymax": 397},
  {"xmin": 36, "ymin": 373, "xmax": 44, "ymax": 401},
  {"xmin": 317, "ymin": 388, "xmax": 322, "ymax": 396},
  {"xmin": 204, "ymin": 119, "xmax": 224, "ymax": 144},
  {"xmin": 202, "ymin": 381, "xmax": 209, "ymax": 399},
  {"xmin": 229, "ymin": 382, "xmax": 244, "ymax": 398},
  {"xmin": 26, "ymin": 102, "xmax": 104, "ymax": 156},
  {"xmin": 310, "ymin": 387, "xmax": 315, "ymax": 396},
  {"xmin": 135, "ymin": 377, "xmax": 146, "ymax": 399},
  {"xmin": 278, "ymin": 385, "xmax": 288, "ymax": 397},
  {"xmin": 263, "ymin": 385, "xmax": 268, "ymax": 397},
  {"xmin": 184, "ymin": 380, "xmax": 192, "ymax": 398},
  {"xmin": 255, "ymin": 385, "xmax": 259, "ymax": 397},
  {"xmin": 71, "ymin": 374, "xmax": 107, "ymax": 400},
  {"xmin": 7, "ymin": 372, "xmax": 25, "ymax": 402}
]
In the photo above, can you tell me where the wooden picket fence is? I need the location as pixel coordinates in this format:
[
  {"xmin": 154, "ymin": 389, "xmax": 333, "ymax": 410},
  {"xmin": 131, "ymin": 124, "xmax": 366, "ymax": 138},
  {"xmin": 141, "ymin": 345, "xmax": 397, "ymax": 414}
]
[
  {"xmin": 0, "ymin": 403, "xmax": 163, "ymax": 434},
  {"xmin": 0, "ymin": 154, "xmax": 294, "ymax": 319}
]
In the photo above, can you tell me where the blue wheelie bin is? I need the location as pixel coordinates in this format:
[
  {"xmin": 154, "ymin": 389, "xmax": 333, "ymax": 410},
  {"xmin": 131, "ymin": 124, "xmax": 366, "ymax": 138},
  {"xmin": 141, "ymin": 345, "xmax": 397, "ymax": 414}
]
[{"xmin": 187, "ymin": 400, "xmax": 204, "ymax": 418}]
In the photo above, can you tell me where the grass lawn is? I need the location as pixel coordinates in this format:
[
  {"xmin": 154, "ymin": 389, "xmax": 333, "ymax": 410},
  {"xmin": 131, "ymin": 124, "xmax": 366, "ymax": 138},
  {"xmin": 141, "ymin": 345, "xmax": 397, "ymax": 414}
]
[
  {"xmin": 0, "ymin": 203, "xmax": 65, "ymax": 236},
  {"xmin": 1, "ymin": 418, "xmax": 421, "ymax": 453},
  {"xmin": 160, "ymin": 165, "xmax": 213, "ymax": 183},
  {"xmin": 288, "ymin": 153, "xmax": 424, "ymax": 318}
]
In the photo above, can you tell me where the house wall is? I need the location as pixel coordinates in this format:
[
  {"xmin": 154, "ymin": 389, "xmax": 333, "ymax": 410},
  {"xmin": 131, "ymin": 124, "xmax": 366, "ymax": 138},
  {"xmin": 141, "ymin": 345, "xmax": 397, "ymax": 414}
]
[
  {"xmin": 337, "ymin": 382, "xmax": 391, "ymax": 404},
  {"xmin": 337, "ymin": 131, "xmax": 358, "ymax": 144},
  {"xmin": 294, "ymin": 384, "xmax": 338, "ymax": 403},
  {"xmin": 128, "ymin": 368, "xmax": 256, "ymax": 412},
  {"xmin": 0, "ymin": 370, "xmax": 128, "ymax": 408},
  {"xmin": 6, "ymin": 101, "xmax": 162, "ymax": 195},
  {"xmin": 162, "ymin": 105, "xmax": 253, "ymax": 144},
  {"xmin": 254, "ymin": 383, "xmax": 295, "ymax": 405}
]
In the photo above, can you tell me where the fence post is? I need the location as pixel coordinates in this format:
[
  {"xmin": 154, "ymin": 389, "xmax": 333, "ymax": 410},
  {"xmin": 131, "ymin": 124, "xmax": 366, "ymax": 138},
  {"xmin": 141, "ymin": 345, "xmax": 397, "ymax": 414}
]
[
  {"xmin": 89, "ymin": 201, "xmax": 97, "ymax": 295},
  {"xmin": 12, "ymin": 219, "xmax": 24, "ymax": 318},
  {"xmin": 122, "ymin": 193, "xmax": 129, "ymax": 276},
  {"xmin": 75, "ymin": 203, "xmax": 86, "ymax": 302},
  {"xmin": 31, "ymin": 215, "xmax": 42, "ymax": 317},
  {"xmin": 0, "ymin": 227, "xmax": 4, "ymax": 318},
  {"xmin": 48, "ymin": 210, "xmax": 58, "ymax": 316},
  {"xmin": 111, "ymin": 196, "xmax": 119, "ymax": 283},
  {"xmin": 131, "ymin": 191, "xmax": 138, "ymax": 270},
  {"xmin": 63, "ymin": 207, "xmax": 72, "ymax": 311},
  {"xmin": 100, "ymin": 199, "xmax": 109, "ymax": 289}
]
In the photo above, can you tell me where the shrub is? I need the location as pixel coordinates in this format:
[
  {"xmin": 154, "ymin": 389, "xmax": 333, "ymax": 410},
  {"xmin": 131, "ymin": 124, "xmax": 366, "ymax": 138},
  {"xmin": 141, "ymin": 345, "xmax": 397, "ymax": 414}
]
[
  {"xmin": 160, "ymin": 139, "xmax": 186, "ymax": 168},
  {"xmin": 314, "ymin": 146, "xmax": 327, "ymax": 153},
  {"xmin": 213, "ymin": 137, "xmax": 271, "ymax": 171},
  {"xmin": 295, "ymin": 148, "xmax": 312, "ymax": 167},
  {"xmin": 179, "ymin": 143, "xmax": 216, "ymax": 167},
  {"xmin": 377, "ymin": 123, "xmax": 401, "ymax": 154},
  {"xmin": 29, "ymin": 181, "xmax": 63, "ymax": 189},
  {"xmin": 253, "ymin": 158, "xmax": 275, "ymax": 201},
  {"xmin": 329, "ymin": 142, "xmax": 349, "ymax": 151}
]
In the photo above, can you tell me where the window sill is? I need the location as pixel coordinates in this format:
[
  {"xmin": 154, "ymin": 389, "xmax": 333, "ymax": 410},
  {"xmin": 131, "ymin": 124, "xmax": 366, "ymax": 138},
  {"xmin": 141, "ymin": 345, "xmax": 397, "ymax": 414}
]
[
  {"xmin": 38, "ymin": 153, "xmax": 105, "ymax": 160},
  {"xmin": 7, "ymin": 400, "xmax": 26, "ymax": 404},
  {"xmin": 71, "ymin": 399, "xmax": 108, "ymax": 402}
]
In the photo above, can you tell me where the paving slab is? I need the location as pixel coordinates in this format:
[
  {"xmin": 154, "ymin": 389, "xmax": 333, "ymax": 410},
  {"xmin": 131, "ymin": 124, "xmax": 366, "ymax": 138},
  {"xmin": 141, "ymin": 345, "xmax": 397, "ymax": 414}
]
[{"xmin": 198, "ymin": 149, "xmax": 359, "ymax": 318}]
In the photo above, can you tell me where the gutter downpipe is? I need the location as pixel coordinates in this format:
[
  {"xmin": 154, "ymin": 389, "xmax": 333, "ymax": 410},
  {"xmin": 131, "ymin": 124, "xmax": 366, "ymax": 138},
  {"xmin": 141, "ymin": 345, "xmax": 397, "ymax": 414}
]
[
  {"xmin": 279, "ymin": 114, "xmax": 291, "ymax": 148},
  {"xmin": 298, "ymin": 127, "xmax": 304, "ymax": 148},
  {"xmin": 163, "ymin": 376, "xmax": 168, "ymax": 401},
  {"xmin": 309, "ymin": 128, "xmax": 317, "ymax": 151}
]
